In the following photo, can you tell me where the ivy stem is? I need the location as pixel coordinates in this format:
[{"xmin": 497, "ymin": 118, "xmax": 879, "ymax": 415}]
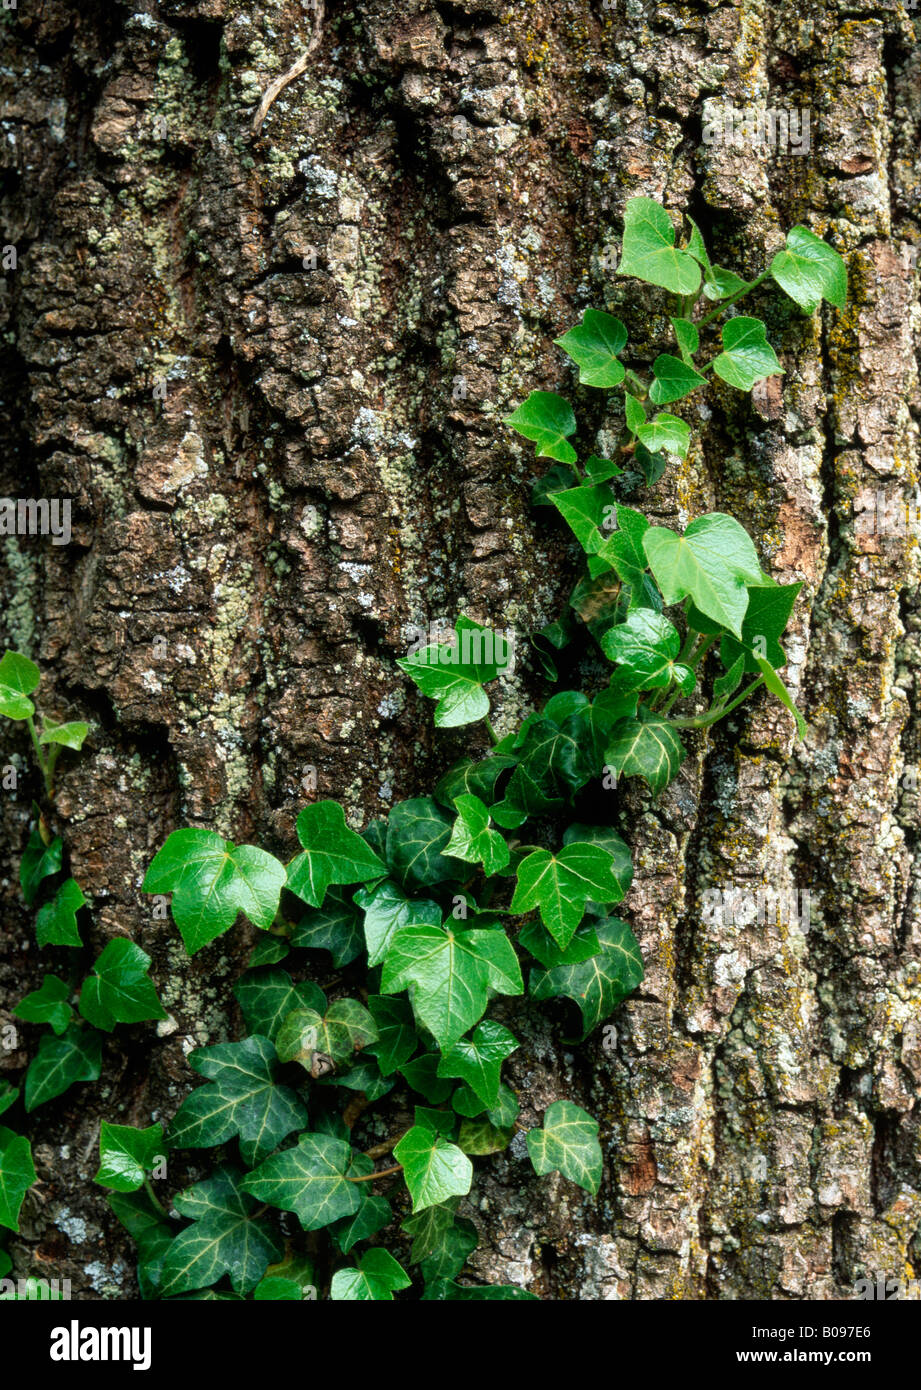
[
  {"xmin": 688, "ymin": 633, "xmax": 718, "ymax": 668},
  {"xmin": 698, "ymin": 269, "xmax": 771, "ymax": 328},
  {"xmin": 25, "ymin": 716, "xmax": 54, "ymax": 799},
  {"xmin": 347, "ymin": 1163, "xmax": 402, "ymax": 1183},
  {"xmin": 143, "ymin": 1176, "xmax": 168, "ymax": 1217},
  {"xmin": 671, "ymin": 676, "xmax": 764, "ymax": 728},
  {"xmin": 483, "ymin": 717, "xmax": 500, "ymax": 747}
]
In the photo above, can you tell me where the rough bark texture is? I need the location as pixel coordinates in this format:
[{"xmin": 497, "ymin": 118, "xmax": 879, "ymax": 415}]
[{"xmin": 1, "ymin": 0, "xmax": 919, "ymax": 1300}]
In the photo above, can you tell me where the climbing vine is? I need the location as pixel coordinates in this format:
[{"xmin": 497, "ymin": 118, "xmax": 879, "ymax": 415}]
[{"xmin": 0, "ymin": 199, "xmax": 846, "ymax": 1300}]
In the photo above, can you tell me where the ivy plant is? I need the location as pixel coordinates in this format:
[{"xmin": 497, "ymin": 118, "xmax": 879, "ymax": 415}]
[{"xmin": 89, "ymin": 198, "xmax": 844, "ymax": 1301}]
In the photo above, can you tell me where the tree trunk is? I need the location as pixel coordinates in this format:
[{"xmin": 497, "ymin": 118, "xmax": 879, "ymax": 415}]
[{"xmin": 1, "ymin": 0, "xmax": 919, "ymax": 1300}]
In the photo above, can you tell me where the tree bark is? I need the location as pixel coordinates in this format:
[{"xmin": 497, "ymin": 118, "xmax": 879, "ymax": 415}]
[{"xmin": 1, "ymin": 0, "xmax": 919, "ymax": 1300}]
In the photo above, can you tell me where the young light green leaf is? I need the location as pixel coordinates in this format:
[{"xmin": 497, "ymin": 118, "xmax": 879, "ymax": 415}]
[
  {"xmin": 143, "ymin": 828, "xmax": 287, "ymax": 953},
  {"xmin": 94, "ymin": 1122, "xmax": 165, "ymax": 1193},
  {"xmin": 35, "ymin": 877, "xmax": 85, "ymax": 948},
  {"xmin": 511, "ymin": 841, "xmax": 631, "ymax": 949},
  {"xmin": 584, "ymin": 454, "xmax": 622, "ymax": 483},
  {"xmin": 233, "ymin": 969, "xmax": 326, "ymax": 1042},
  {"xmin": 381, "ymin": 923, "xmax": 491, "ymax": 1049},
  {"xmin": 436, "ymin": 1020, "xmax": 518, "ymax": 1109},
  {"xmin": 242, "ymin": 1132, "xmax": 360, "ymax": 1231},
  {"xmin": 648, "ymin": 354, "xmax": 706, "ymax": 405},
  {"xmin": 770, "ymin": 225, "xmax": 847, "ymax": 313},
  {"xmin": 671, "ymin": 316, "xmax": 700, "ymax": 361},
  {"xmin": 161, "ymin": 1166, "xmax": 282, "ymax": 1297},
  {"xmin": 530, "ymin": 916, "xmax": 643, "ymax": 1039},
  {"xmin": 78, "ymin": 939, "xmax": 167, "ymax": 1032},
  {"xmin": 550, "ymin": 484, "xmax": 615, "ymax": 556},
  {"xmin": 38, "ymin": 721, "xmax": 90, "ymax": 750},
  {"xmin": 24, "ymin": 1023, "xmax": 102, "ymax": 1111},
  {"xmin": 643, "ymin": 512, "xmax": 763, "ymax": 637},
  {"xmin": 703, "ymin": 265, "xmax": 748, "ymax": 301},
  {"xmin": 637, "ymin": 412, "xmax": 690, "ymax": 459},
  {"xmin": 0, "ymin": 651, "xmax": 40, "ymax": 720},
  {"xmin": 0, "ymin": 1127, "xmax": 36, "ymax": 1231},
  {"xmin": 355, "ymin": 877, "xmax": 443, "ymax": 967},
  {"xmin": 504, "ymin": 390, "xmax": 577, "ymax": 463},
  {"xmin": 624, "ymin": 392, "xmax": 646, "ymax": 434},
  {"xmin": 397, "ymin": 617, "xmax": 512, "ymax": 728},
  {"xmin": 330, "ymin": 1248, "xmax": 411, "ymax": 1301},
  {"xmin": 555, "ymin": 309, "xmax": 627, "ymax": 387},
  {"xmin": 287, "ymin": 801, "xmax": 386, "ymax": 909},
  {"xmin": 712, "ymin": 315, "xmax": 783, "ymax": 391},
  {"xmin": 20, "ymin": 827, "xmax": 63, "ymax": 907},
  {"xmin": 393, "ymin": 1124, "xmax": 473, "ymax": 1213},
  {"xmin": 604, "ymin": 710, "xmax": 686, "ymax": 796},
  {"xmin": 14, "ymin": 974, "xmax": 73, "ymax": 1036},
  {"xmin": 526, "ymin": 1099, "xmax": 602, "ymax": 1195},
  {"xmin": 755, "ymin": 656, "xmax": 808, "ymax": 739},
  {"xmin": 617, "ymin": 197, "xmax": 701, "ymax": 295},
  {"xmin": 444, "ymin": 793, "xmax": 510, "ymax": 875}
]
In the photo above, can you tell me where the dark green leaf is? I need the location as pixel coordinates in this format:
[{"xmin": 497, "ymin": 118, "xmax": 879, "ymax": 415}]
[
  {"xmin": 242, "ymin": 1132, "xmax": 359, "ymax": 1231},
  {"xmin": 20, "ymin": 829, "xmax": 63, "ymax": 908},
  {"xmin": 289, "ymin": 888, "xmax": 363, "ymax": 966},
  {"xmin": 95, "ymin": 1122, "xmax": 165, "ymax": 1193},
  {"xmin": 604, "ymin": 710, "xmax": 686, "ymax": 796},
  {"xmin": 0, "ymin": 1127, "xmax": 35, "ymax": 1231},
  {"xmin": 161, "ymin": 1167, "xmax": 282, "ymax": 1297},
  {"xmin": 24, "ymin": 1024, "xmax": 102, "ymax": 1111},
  {"xmin": 233, "ymin": 968, "xmax": 325, "ymax": 1042},
  {"xmin": 14, "ymin": 975, "xmax": 72, "ymax": 1035},
  {"xmin": 167, "ymin": 1035, "xmax": 307, "ymax": 1162},
  {"xmin": 78, "ymin": 939, "xmax": 167, "ymax": 1031},
  {"xmin": 530, "ymin": 916, "xmax": 643, "ymax": 1038}
]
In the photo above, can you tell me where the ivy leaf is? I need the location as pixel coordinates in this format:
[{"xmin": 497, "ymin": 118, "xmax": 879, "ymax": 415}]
[
  {"xmin": 703, "ymin": 266, "xmax": 748, "ymax": 301},
  {"xmin": 712, "ymin": 316, "xmax": 783, "ymax": 391},
  {"xmin": 94, "ymin": 1122, "xmax": 165, "ymax": 1193},
  {"xmin": 143, "ymin": 828, "xmax": 287, "ymax": 953},
  {"xmin": 444, "ymin": 794, "xmax": 510, "ymax": 875},
  {"xmin": 624, "ymin": 392, "xmax": 646, "ymax": 434},
  {"xmin": 770, "ymin": 225, "xmax": 847, "ymax": 313},
  {"xmin": 636, "ymin": 413, "xmax": 690, "ymax": 460},
  {"xmin": 167, "ymin": 1036, "xmax": 308, "ymax": 1163},
  {"xmin": 399, "ymin": 1054, "xmax": 454, "ymax": 1104},
  {"xmin": 366, "ymin": 995, "xmax": 418, "ymax": 1076},
  {"xmin": 355, "ymin": 878, "xmax": 443, "ymax": 967},
  {"xmin": 649, "ymin": 354, "xmax": 706, "ymax": 405},
  {"xmin": 643, "ymin": 512, "xmax": 763, "ymax": 637},
  {"xmin": 330, "ymin": 1189, "xmax": 392, "ymax": 1254},
  {"xmin": 242, "ymin": 1132, "xmax": 360, "ymax": 1231},
  {"xmin": 290, "ymin": 888, "xmax": 363, "ymax": 966},
  {"xmin": 755, "ymin": 656, "xmax": 808, "ymax": 739},
  {"xmin": 78, "ymin": 939, "xmax": 167, "ymax": 1032},
  {"xmin": 322, "ymin": 1059, "xmax": 394, "ymax": 1103},
  {"xmin": 434, "ymin": 754, "xmax": 517, "ymax": 811},
  {"xmin": 233, "ymin": 968, "xmax": 325, "ymax": 1042},
  {"xmin": 276, "ymin": 999, "xmax": 377, "ymax": 1069},
  {"xmin": 604, "ymin": 710, "xmax": 686, "ymax": 796},
  {"xmin": 713, "ymin": 654, "xmax": 746, "ymax": 703},
  {"xmin": 161, "ymin": 1167, "xmax": 282, "ymax": 1297},
  {"xmin": 0, "ymin": 1082, "xmax": 19, "ymax": 1118},
  {"xmin": 519, "ymin": 918, "xmax": 601, "ymax": 968},
  {"xmin": 107, "ymin": 1189, "xmax": 172, "ymax": 1300},
  {"xmin": 381, "ymin": 923, "xmax": 491, "ymax": 1049},
  {"xmin": 531, "ymin": 462, "xmax": 577, "ymax": 507},
  {"xmin": 385, "ymin": 798, "xmax": 461, "ymax": 892},
  {"xmin": 530, "ymin": 916, "xmax": 643, "ymax": 1039},
  {"xmin": 617, "ymin": 196, "xmax": 701, "ymax": 295},
  {"xmin": 555, "ymin": 309, "xmax": 627, "ymax": 387},
  {"xmin": 20, "ymin": 827, "xmax": 63, "ymax": 907},
  {"xmin": 404, "ymin": 1204, "xmax": 478, "ymax": 1282},
  {"xmin": 247, "ymin": 936, "xmax": 289, "ymax": 968},
  {"xmin": 330, "ymin": 1248, "xmax": 412, "ymax": 1301},
  {"xmin": 254, "ymin": 1276, "xmax": 303, "ymax": 1300},
  {"xmin": 719, "ymin": 579, "xmax": 801, "ymax": 673},
  {"xmin": 397, "ymin": 617, "xmax": 512, "ymax": 728},
  {"xmin": 287, "ymin": 801, "xmax": 386, "ymax": 909},
  {"xmin": 35, "ymin": 877, "xmax": 85, "ymax": 948},
  {"xmin": 0, "ymin": 1127, "xmax": 35, "ymax": 1231},
  {"xmin": 595, "ymin": 504, "xmax": 650, "ymax": 593},
  {"xmin": 504, "ymin": 390, "xmax": 577, "ymax": 464},
  {"xmin": 24, "ymin": 1023, "xmax": 102, "ymax": 1111},
  {"xmin": 550, "ymin": 483, "xmax": 619, "ymax": 558},
  {"xmin": 457, "ymin": 1115, "xmax": 516, "ymax": 1156},
  {"xmin": 436, "ymin": 1020, "xmax": 518, "ymax": 1109},
  {"xmin": 422, "ymin": 1278, "xmax": 538, "ymax": 1301},
  {"xmin": 394, "ymin": 1124, "xmax": 473, "ymax": 1213},
  {"xmin": 38, "ymin": 721, "xmax": 90, "ymax": 750},
  {"xmin": 468, "ymin": 925, "xmax": 524, "ymax": 998},
  {"xmin": 526, "ymin": 1099, "xmax": 602, "ymax": 1195},
  {"xmin": 14, "ymin": 974, "xmax": 73, "ymax": 1036},
  {"xmin": 671, "ymin": 316, "xmax": 699, "ymax": 361},
  {"xmin": 511, "ymin": 841, "xmax": 631, "ymax": 949},
  {"xmin": 600, "ymin": 610, "xmax": 684, "ymax": 692},
  {"xmin": 584, "ymin": 454, "xmax": 622, "ymax": 483},
  {"xmin": 0, "ymin": 651, "xmax": 40, "ymax": 720}
]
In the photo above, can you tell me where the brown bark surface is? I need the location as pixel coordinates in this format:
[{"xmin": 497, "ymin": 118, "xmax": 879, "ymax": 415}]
[{"xmin": 1, "ymin": 0, "xmax": 919, "ymax": 1299}]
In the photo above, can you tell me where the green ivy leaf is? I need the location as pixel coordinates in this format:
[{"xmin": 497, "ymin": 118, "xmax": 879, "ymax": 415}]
[
  {"xmin": 167, "ymin": 1036, "xmax": 308, "ymax": 1163},
  {"xmin": 385, "ymin": 798, "xmax": 461, "ymax": 892},
  {"xmin": 436, "ymin": 1020, "xmax": 518, "ymax": 1109},
  {"xmin": 584, "ymin": 454, "xmax": 622, "ymax": 483},
  {"xmin": 290, "ymin": 888, "xmax": 363, "ymax": 966},
  {"xmin": 20, "ymin": 827, "xmax": 63, "ymax": 907},
  {"xmin": 643, "ymin": 512, "xmax": 763, "ymax": 637},
  {"xmin": 770, "ymin": 225, "xmax": 847, "ymax": 313},
  {"xmin": 434, "ymin": 754, "xmax": 517, "ymax": 811},
  {"xmin": 366, "ymin": 995, "xmax": 418, "ymax": 1075},
  {"xmin": 233, "ymin": 968, "xmax": 325, "ymax": 1042},
  {"xmin": 382, "ymin": 922, "xmax": 520, "ymax": 1049},
  {"xmin": 504, "ymin": 390, "xmax": 577, "ymax": 463},
  {"xmin": 0, "ymin": 1127, "xmax": 36, "ymax": 1231},
  {"xmin": 604, "ymin": 709, "xmax": 686, "ymax": 796},
  {"xmin": 78, "ymin": 939, "xmax": 167, "ymax": 1032},
  {"xmin": 755, "ymin": 656, "xmax": 808, "ymax": 739},
  {"xmin": 555, "ymin": 309, "xmax": 627, "ymax": 387},
  {"xmin": 444, "ymin": 794, "xmax": 510, "ymax": 875},
  {"xmin": 405, "ymin": 1204, "xmax": 478, "ymax": 1282},
  {"xmin": 594, "ymin": 503, "xmax": 650, "ymax": 594},
  {"xmin": 330, "ymin": 1248, "xmax": 411, "ymax": 1301},
  {"xmin": 526, "ymin": 1099, "xmax": 602, "ymax": 1195},
  {"xmin": 276, "ymin": 998, "xmax": 377, "ymax": 1069},
  {"xmin": 511, "ymin": 840, "xmax": 631, "ymax": 949},
  {"xmin": 287, "ymin": 801, "xmax": 386, "ymax": 909},
  {"xmin": 718, "ymin": 579, "xmax": 802, "ymax": 673},
  {"xmin": 143, "ymin": 828, "xmax": 287, "ymax": 953},
  {"xmin": 247, "ymin": 936, "xmax": 289, "ymax": 968},
  {"xmin": 242, "ymin": 1132, "xmax": 360, "ymax": 1231},
  {"xmin": 712, "ymin": 316, "xmax": 783, "ymax": 391},
  {"xmin": 253, "ymin": 1275, "xmax": 303, "ymax": 1300},
  {"xmin": 322, "ymin": 1058, "xmax": 394, "ymax": 1103},
  {"xmin": 394, "ymin": 1123, "xmax": 473, "ymax": 1213},
  {"xmin": 94, "ymin": 1122, "xmax": 165, "ymax": 1193},
  {"xmin": 0, "ymin": 1082, "xmax": 18, "ymax": 1118},
  {"xmin": 107, "ymin": 1189, "xmax": 172, "ymax": 1300},
  {"xmin": 649, "ymin": 354, "xmax": 706, "ymax": 405},
  {"xmin": 713, "ymin": 654, "xmax": 745, "ymax": 703},
  {"xmin": 519, "ymin": 918, "xmax": 601, "ymax": 969},
  {"xmin": 531, "ymin": 462, "xmax": 577, "ymax": 507},
  {"xmin": 703, "ymin": 266, "xmax": 748, "ymax": 301},
  {"xmin": 624, "ymin": 392, "xmax": 646, "ymax": 434},
  {"xmin": 161, "ymin": 1166, "xmax": 282, "ymax": 1297},
  {"xmin": 35, "ymin": 877, "xmax": 85, "ymax": 948},
  {"xmin": 549, "ymin": 484, "xmax": 615, "ymax": 557},
  {"xmin": 457, "ymin": 1115, "xmax": 515, "ymax": 1155},
  {"xmin": 530, "ymin": 916, "xmax": 643, "ymax": 1038},
  {"xmin": 355, "ymin": 878, "xmax": 443, "ymax": 967},
  {"xmin": 636, "ymin": 413, "xmax": 690, "ymax": 459},
  {"xmin": 397, "ymin": 617, "xmax": 512, "ymax": 728},
  {"xmin": 671, "ymin": 316, "xmax": 700, "ymax": 361},
  {"xmin": 0, "ymin": 651, "xmax": 40, "ymax": 720},
  {"xmin": 617, "ymin": 197, "xmax": 701, "ymax": 295},
  {"xmin": 600, "ymin": 610, "xmax": 687, "ymax": 692},
  {"xmin": 399, "ymin": 1053, "xmax": 454, "ymax": 1104},
  {"xmin": 422, "ymin": 1278, "xmax": 538, "ymax": 1301},
  {"xmin": 38, "ymin": 721, "xmax": 90, "ymax": 750},
  {"xmin": 330, "ymin": 1188, "xmax": 392, "ymax": 1254},
  {"xmin": 24, "ymin": 1023, "xmax": 102, "ymax": 1111},
  {"xmin": 14, "ymin": 974, "xmax": 73, "ymax": 1035}
]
